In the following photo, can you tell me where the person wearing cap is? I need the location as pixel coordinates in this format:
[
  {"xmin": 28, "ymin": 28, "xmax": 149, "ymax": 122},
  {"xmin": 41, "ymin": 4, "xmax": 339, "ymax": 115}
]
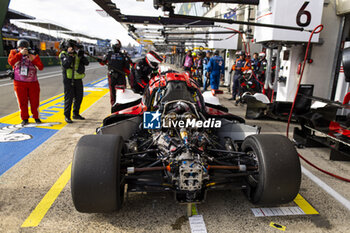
[
  {"xmin": 129, "ymin": 50, "xmax": 163, "ymax": 94},
  {"xmin": 98, "ymin": 40, "xmax": 130, "ymax": 108},
  {"xmin": 59, "ymin": 39, "xmax": 89, "ymax": 123},
  {"xmin": 191, "ymin": 52, "xmax": 198, "ymax": 76},
  {"xmin": 229, "ymin": 51, "xmax": 251, "ymax": 101},
  {"xmin": 8, "ymin": 39, "xmax": 44, "ymax": 125},
  {"xmin": 206, "ymin": 50, "xmax": 224, "ymax": 91}
]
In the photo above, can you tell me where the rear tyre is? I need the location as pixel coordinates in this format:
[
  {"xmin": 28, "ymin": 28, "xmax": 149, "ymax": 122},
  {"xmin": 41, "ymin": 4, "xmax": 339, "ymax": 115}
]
[
  {"xmin": 242, "ymin": 134, "xmax": 301, "ymax": 204},
  {"xmin": 71, "ymin": 135, "xmax": 125, "ymax": 213}
]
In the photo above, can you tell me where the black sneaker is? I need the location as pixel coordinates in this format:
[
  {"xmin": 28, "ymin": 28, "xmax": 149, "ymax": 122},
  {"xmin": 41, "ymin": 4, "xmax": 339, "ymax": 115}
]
[
  {"xmin": 65, "ymin": 118, "xmax": 73, "ymax": 124},
  {"xmin": 35, "ymin": 119, "xmax": 42, "ymax": 124},
  {"xmin": 73, "ymin": 115, "xmax": 85, "ymax": 120},
  {"xmin": 21, "ymin": 119, "xmax": 29, "ymax": 125}
]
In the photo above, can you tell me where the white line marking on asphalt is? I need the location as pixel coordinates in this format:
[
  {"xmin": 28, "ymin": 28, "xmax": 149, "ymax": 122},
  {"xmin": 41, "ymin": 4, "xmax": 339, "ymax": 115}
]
[
  {"xmin": 94, "ymin": 79, "xmax": 108, "ymax": 87},
  {"xmin": 0, "ymin": 66, "xmax": 104, "ymax": 87},
  {"xmin": 251, "ymin": 207, "xmax": 305, "ymax": 217},
  {"xmin": 301, "ymin": 166, "xmax": 350, "ymax": 212},
  {"xmin": 189, "ymin": 215, "xmax": 207, "ymax": 233}
]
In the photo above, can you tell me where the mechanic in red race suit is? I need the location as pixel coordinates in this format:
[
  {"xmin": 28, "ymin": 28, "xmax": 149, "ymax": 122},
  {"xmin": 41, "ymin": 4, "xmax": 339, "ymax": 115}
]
[
  {"xmin": 129, "ymin": 50, "xmax": 163, "ymax": 94},
  {"xmin": 8, "ymin": 39, "xmax": 44, "ymax": 125},
  {"xmin": 98, "ymin": 40, "xmax": 130, "ymax": 107}
]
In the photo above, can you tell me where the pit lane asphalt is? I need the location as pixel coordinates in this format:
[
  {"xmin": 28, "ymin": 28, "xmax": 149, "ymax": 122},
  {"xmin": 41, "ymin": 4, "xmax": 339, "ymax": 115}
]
[
  {"xmin": 0, "ymin": 68, "xmax": 350, "ymax": 232},
  {"xmin": 0, "ymin": 63, "xmax": 106, "ymax": 118}
]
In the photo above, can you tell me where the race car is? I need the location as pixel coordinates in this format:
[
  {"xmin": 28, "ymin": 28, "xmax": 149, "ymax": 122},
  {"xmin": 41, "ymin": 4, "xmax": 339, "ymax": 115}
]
[{"xmin": 71, "ymin": 69, "xmax": 301, "ymax": 213}]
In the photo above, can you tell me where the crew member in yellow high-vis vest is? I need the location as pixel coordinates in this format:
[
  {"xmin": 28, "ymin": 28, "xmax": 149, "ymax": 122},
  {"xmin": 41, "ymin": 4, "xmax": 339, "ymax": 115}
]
[{"xmin": 59, "ymin": 39, "xmax": 89, "ymax": 123}]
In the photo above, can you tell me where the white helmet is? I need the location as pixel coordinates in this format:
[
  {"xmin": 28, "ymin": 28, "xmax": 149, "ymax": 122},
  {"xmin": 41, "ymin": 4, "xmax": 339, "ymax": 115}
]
[
  {"xmin": 146, "ymin": 50, "xmax": 163, "ymax": 68},
  {"xmin": 259, "ymin": 52, "xmax": 266, "ymax": 59}
]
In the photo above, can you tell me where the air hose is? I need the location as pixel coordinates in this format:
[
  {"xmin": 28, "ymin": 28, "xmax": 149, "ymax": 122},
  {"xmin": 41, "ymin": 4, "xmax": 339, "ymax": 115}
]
[
  {"xmin": 222, "ymin": 26, "xmax": 249, "ymax": 55},
  {"xmin": 286, "ymin": 24, "xmax": 350, "ymax": 182}
]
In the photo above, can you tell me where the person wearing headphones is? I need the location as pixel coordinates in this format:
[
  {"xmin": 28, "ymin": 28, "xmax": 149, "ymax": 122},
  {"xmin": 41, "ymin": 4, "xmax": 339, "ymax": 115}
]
[
  {"xmin": 129, "ymin": 50, "xmax": 163, "ymax": 94},
  {"xmin": 8, "ymin": 39, "xmax": 44, "ymax": 125}
]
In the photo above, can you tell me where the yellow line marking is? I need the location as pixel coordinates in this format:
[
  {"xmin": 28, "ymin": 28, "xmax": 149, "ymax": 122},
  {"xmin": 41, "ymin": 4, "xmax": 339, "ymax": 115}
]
[
  {"xmin": 21, "ymin": 163, "xmax": 71, "ymax": 228},
  {"xmin": 270, "ymin": 222, "xmax": 286, "ymax": 231},
  {"xmin": 89, "ymin": 76, "xmax": 107, "ymax": 85},
  {"xmin": 191, "ymin": 204, "xmax": 198, "ymax": 215},
  {"xmin": 38, "ymin": 94, "xmax": 64, "ymax": 106},
  {"xmin": 0, "ymin": 88, "xmax": 109, "ymax": 130},
  {"xmin": 21, "ymin": 86, "xmax": 109, "ymax": 227},
  {"xmin": 294, "ymin": 194, "xmax": 319, "ymax": 215}
]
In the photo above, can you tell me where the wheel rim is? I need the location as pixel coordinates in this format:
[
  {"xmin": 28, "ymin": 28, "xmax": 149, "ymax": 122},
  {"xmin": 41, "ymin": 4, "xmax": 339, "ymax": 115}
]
[{"xmin": 247, "ymin": 150, "xmax": 259, "ymax": 188}]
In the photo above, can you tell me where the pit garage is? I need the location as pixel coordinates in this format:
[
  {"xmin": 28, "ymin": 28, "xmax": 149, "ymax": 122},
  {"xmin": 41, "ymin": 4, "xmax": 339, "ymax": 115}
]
[{"xmin": 0, "ymin": 1, "xmax": 350, "ymax": 233}]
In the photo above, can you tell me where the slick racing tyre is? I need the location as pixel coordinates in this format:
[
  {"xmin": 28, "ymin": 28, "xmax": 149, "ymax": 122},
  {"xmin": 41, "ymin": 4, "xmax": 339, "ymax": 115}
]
[
  {"xmin": 71, "ymin": 135, "xmax": 125, "ymax": 213},
  {"xmin": 242, "ymin": 134, "xmax": 301, "ymax": 205}
]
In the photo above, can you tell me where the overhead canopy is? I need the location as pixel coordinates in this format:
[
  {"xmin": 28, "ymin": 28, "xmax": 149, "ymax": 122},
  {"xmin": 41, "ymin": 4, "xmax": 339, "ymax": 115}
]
[
  {"xmin": 62, "ymin": 32, "xmax": 103, "ymax": 41},
  {"xmin": 157, "ymin": 0, "xmax": 259, "ymax": 3},
  {"xmin": 16, "ymin": 20, "xmax": 71, "ymax": 31},
  {"xmin": 93, "ymin": 0, "xmax": 213, "ymax": 26},
  {"xmin": 90, "ymin": 36, "xmax": 104, "ymax": 40},
  {"xmin": 121, "ymin": 15, "xmax": 214, "ymax": 26},
  {"xmin": 154, "ymin": 0, "xmax": 259, "ymax": 5},
  {"xmin": 6, "ymin": 9, "xmax": 35, "ymax": 20},
  {"xmin": 92, "ymin": 0, "xmax": 216, "ymax": 48}
]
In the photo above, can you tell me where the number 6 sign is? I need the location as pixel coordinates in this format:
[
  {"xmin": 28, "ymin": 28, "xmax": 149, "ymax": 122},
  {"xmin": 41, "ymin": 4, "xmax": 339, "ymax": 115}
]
[
  {"xmin": 296, "ymin": 2, "xmax": 312, "ymax": 27},
  {"xmin": 254, "ymin": 0, "xmax": 324, "ymax": 43}
]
